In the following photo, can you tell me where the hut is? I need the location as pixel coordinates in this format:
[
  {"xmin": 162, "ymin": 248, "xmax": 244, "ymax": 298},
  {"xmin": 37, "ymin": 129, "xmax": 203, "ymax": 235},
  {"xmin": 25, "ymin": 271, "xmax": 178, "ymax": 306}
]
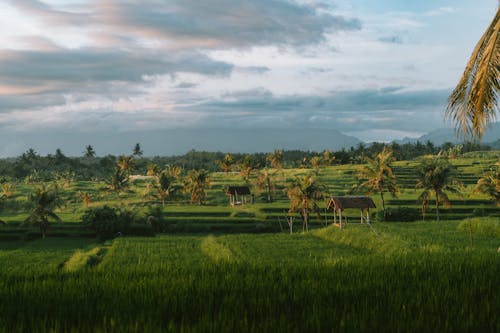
[
  {"xmin": 226, "ymin": 186, "xmax": 251, "ymax": 206},
  {"xmin": 327, "ymin": 196, "xmax": 376, "ymax": 228}
]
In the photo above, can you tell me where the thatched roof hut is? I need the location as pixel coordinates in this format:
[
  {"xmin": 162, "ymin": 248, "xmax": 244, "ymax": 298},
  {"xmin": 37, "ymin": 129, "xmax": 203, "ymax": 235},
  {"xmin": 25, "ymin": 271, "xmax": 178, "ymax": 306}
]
[
  {"xmin": 226, "ymin": 186, "xmax": 251, "ymax": 206},
  {"xmin": 327, "ymin": 196, "xmax": 376, "ymax": 226}
]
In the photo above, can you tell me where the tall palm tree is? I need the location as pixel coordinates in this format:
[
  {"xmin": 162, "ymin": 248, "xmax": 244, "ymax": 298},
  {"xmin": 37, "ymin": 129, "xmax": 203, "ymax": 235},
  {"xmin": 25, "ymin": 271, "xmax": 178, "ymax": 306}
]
[
  {"xmin": 267, "ymin": 149, "xmax": 283, "ymax": 170},
  {"xmin": 446, "ymin": 6, "xmax": 500, "ymax": 140},
  {"xmin": 84, "ymin": 145, "xmax": 96, "ymax": 158},
  {"xmin": 146, "ymin": 163, "xmax": 162, "ymax": 177},
  {"xmin": 238, "ymin": 155, "xmax": 255, "ymax": 183},
  {"xmin": 416, "ymin": 156, "xmax": 463, "ymax": 221},
  {"xmin": 255, "ymin": 168, "xmax": 277, "ymax": 203},
  {"xmin": 322, "ymin": 150, "xmax": 335, "ymax": 166},
  {"xmin": 286, "ymin": 175, "xmax": 324, "ymax": 232},
  {"xmin": 155, "ymin": 171, "xmax": 181, "ymax": 207},
  {"xmin": 310, "ymin": 156, "xmax": 322, "ymax": 175},
  {"xmin": 106, "ymin": 168, "xmax": 129, "ymax": 197},
  {"xmin": 355, "ymin": 147, "xmax": 399, "ymax": 220},
  {"xmin": 25, "ymin": 184, "xmax": 64, "ymax": 239},
  {"xmin": 133, "ymin": 143, "xmax": 143, "ymax": 157},
  {"xmin": 216, "ymin": 154, "xmax": 234, "ymax": 173},
  {"xmin": 167, "ymin": 165, "xmax": 183, "ymax": 180},
  {"xmin": 473, "ymin": 162, "xmax": 500, "ymax": 206},
  {"xmin": 183, "ymin": 169, "xmax": 211, "ymax": 205},
  {"xmin": 116, "ymin": 155, "xmax": 135, "ymax": 176}
]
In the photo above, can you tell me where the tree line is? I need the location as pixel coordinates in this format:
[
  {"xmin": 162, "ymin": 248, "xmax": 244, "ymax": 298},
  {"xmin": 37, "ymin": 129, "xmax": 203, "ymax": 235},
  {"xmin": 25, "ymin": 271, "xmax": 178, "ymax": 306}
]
[{"xmin": 0, "ymin": 141, "xmax": 493, "ymax": 181}]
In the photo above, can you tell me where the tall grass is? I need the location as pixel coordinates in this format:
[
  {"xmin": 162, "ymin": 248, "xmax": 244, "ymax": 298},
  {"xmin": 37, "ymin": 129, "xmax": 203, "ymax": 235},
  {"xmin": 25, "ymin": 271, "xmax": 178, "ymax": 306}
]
[{"xmin": 0, "ymin": 231, "xmax": 499, "ymax": 332}]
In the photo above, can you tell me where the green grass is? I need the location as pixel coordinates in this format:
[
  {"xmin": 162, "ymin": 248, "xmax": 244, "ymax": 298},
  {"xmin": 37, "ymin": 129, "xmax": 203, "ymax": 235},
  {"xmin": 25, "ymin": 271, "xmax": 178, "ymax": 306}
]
[
  {"xmin": 0, "ymin": 225, "xmax": 498, "ymax": 332},
  {"xmin": 0, "ymin": 155, "xmax": 499, "ymax": 331}
]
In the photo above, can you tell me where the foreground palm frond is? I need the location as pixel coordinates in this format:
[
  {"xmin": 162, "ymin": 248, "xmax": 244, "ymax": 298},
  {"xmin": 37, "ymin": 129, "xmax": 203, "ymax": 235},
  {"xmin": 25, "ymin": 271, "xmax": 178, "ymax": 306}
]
[{"xmin": 446, "ymin": 7, "xmax": 500, "ymax": 140}]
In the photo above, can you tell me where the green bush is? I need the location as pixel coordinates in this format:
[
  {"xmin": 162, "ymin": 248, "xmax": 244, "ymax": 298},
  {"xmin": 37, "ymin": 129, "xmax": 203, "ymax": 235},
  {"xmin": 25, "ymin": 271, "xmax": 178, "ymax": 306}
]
[
  {"xmin": 375, "ymin": 207, "xmax": 420, "ymax": 222},
  {"xmin": 81, "ymin": 205, "xmax": 120, "ymax": 239}
]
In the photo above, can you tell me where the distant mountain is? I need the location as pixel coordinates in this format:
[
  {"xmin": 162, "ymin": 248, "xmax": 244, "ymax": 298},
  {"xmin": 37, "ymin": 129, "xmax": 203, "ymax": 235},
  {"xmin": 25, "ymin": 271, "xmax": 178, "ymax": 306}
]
[
  {"xmin": 399, "ymin": 122, "xmax": 500, "ymax": 146},
  {"xmin": 0, "ymin": 128, "xmax": 361, "ymax": 157}
]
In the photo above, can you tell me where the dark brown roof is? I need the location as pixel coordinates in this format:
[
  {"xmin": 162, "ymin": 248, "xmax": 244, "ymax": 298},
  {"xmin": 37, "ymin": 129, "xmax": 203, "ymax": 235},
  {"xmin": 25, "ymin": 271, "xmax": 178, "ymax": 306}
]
[
  {"xmin": 327, "ymin": 196, "xmax": 376, "ymax": 210},
  {"xmin": 226, "ymin": 186, "xmax": 251, "ymax": 195}
]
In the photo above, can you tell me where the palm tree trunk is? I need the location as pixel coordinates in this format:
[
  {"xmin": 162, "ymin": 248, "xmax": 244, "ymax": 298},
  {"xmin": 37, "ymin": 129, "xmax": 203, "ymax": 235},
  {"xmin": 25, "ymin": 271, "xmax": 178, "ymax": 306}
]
[{"xmin": 380, "ymin": 191, "xmax": 386, "ymax": 221}]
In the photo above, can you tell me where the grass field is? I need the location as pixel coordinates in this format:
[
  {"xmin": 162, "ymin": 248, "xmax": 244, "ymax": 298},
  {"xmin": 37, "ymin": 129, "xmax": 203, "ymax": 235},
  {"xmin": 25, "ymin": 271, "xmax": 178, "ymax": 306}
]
[
  {"xmin": 0, "ymin": 153, "xmax": 498, "ymax": 331},
  {"xmin": 0, "ymin": 220, "xmax": 498, "ymax": 332}
]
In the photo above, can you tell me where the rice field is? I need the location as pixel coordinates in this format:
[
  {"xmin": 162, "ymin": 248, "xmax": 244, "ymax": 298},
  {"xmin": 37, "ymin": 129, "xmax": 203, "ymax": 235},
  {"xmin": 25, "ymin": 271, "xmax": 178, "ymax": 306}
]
[
  {"xmin": 0, "ymin": 220, "xmax": 499, "ymax": 332},
  {"xmin": 0, "ymin": 153, "xmax": 498, "ymax": 331}
]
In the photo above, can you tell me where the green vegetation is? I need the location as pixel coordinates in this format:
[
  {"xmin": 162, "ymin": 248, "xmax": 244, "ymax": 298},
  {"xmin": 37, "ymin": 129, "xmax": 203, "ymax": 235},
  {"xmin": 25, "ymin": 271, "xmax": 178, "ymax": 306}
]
[
  {"xmin": 0, "ymin": 151, "xmax": 498, "ymax": 331},
  {"xmin": 0, "ymin": 223, "xmax": 498, "ymax": 332}
]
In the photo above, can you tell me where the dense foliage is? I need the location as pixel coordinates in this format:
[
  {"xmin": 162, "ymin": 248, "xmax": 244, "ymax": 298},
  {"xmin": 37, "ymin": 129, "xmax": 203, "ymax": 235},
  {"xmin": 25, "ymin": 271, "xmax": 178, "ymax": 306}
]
[{"xmin": 0, "ymin": 141, "xmax": 492, "ymax": 181}]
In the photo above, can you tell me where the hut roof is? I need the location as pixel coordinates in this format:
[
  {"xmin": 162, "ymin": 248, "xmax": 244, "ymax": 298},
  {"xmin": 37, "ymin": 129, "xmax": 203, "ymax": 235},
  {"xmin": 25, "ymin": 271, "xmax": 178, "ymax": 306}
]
[
  {"xmin": 226, "ymin": 186, "xmax": 251, "ymax": 195},
  {"xmin": 327, "ymin": 196, "xmax": 376, "ymax": 210}
]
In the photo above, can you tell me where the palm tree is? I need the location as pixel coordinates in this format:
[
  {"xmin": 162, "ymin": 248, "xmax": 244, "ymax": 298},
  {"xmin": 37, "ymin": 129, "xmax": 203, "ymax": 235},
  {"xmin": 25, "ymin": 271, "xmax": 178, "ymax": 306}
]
[
  {"xmin": 446, "ymin": 6, "xmax": 500, "ymax": 140},
  {"xmin": 1, "ymin": 183, "xmax": 15, "ymax": 199},
  {"xmin": 322, "ymin": 150, "xmax": 335, "ymax": 166},
  {"xmin": 133, "ymin": 143, "xmax": 143, "ymax": 157},
  {"xmin": 286, "ymin": 175, "xmax": 324, "ymax": 232},
  {"xmin": 310, "ymin": 156, "xmax": 322, "ymax": 175},
  {"xmin": 146, "ymin": 163, "xmax": 162, "ymax": 177},
  {"xmin": 154, "ymin": 171, "xmax": 181, "ymax": 207},
  {"xmin": 416, "ymin": 156, "xmax": 463, "ymax": 221},
  {"xmin": 77, "ymin": 191, "xmax": 91, "ymax": 208},
  {"xmin": 355, "ymin": 147, "xmax": 399, "ymax": 220},
  {"xmin": 25, "ymin": 184, "xmax": 64, "ymax": 239},
  {"xmin": 117, "ymin": 155, "xmax": 135, "ymax": 176},
  {"xmin": 473, "ymin": 162, "xmax": 500, "ymax": 206},
  {"xmin": 183, "ymin": 169, "xmax": 211, "ymax": 205},
  {"xmin": 106, "ymin": 168, "xmax": 129, "ymax": 197},
  {"xmin": 84, "ymin": 145, "xmax": 96, "ymax": 158},
  {"xmin": 216, "ymin": 154, "xmax": 234, "ymax": 173},
  {"xmin": 167, "ymin": 165, "xmax": 183, "ymax": 180},
  {"xmin": 255, "ymin": 168, "xmax": 277, "ymax": 202},
  {"xmin": 238, "ymin": 155, "xmax": 255, "ymax": 183},
  {"xmin": 267, "ymin": 149, "xmax": 283, "ymax": 170}
]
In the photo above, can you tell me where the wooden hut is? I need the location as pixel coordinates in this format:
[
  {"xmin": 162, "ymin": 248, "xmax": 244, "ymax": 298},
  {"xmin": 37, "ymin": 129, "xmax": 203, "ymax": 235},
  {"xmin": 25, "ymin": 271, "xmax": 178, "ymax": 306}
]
[
  {"xmin": 226, "ymin": 186, "xmax": 251, "ymax": 206},
  {"xmin": 327, "ymin": 196, "xmax": 376, "ymax": 228}
]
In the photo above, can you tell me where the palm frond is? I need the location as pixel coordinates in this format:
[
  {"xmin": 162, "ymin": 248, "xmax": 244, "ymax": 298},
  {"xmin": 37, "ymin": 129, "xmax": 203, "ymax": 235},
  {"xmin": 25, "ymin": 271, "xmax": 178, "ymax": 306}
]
[{"xmin": 446, "ymin": 8, "xmax": 500, "ymax": 140}]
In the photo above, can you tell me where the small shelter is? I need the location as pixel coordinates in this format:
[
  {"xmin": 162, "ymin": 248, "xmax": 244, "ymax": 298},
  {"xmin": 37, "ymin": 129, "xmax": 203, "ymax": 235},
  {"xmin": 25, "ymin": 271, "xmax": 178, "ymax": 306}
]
[
  {"xmin": 327, "ymin": 196, "xmax": 376, "ymax": 228},
  {"xmin": 226, "ymin": 186, "xmax": 251, "ymax": 206}
]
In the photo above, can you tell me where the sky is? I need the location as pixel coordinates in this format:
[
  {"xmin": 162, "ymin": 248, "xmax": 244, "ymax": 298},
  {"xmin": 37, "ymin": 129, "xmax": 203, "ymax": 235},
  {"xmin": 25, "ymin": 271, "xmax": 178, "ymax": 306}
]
[{"xmin": 0, "ymin": 0, "xmax": 498, "ymax": 155}]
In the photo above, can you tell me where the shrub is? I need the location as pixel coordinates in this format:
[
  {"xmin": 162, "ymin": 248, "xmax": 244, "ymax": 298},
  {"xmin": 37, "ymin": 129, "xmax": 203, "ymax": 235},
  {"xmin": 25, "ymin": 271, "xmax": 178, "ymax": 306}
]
[
  {"xmin": 81, "ymin": 206, "xmax": 120, "ymax": 240},
  {"xmin": 458, "ymin": 218, "xmax": 500, "ymax": 238},
  {"xmin": 375, "ymin": 207, "xmax": 420, "ymax": 222}
]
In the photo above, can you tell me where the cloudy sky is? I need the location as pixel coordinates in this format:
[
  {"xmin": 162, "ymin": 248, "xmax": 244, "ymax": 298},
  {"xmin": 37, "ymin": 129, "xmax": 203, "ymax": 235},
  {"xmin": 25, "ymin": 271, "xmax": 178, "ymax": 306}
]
[{"xmin": 0, "ymin": 0, "xmax": 497, "ymax": 155}]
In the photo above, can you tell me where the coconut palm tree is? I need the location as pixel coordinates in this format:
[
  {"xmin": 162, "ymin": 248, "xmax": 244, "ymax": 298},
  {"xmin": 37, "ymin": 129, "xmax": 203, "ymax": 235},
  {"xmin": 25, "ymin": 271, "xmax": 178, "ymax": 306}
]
[
  {"xmin": 255, "ymin": 168, "xmax": 277, "ymax": 203},
  {"xmin": 446, "ymin": 6, "xmax": 500, "ymax": 140},
  {"xmin": 238, "ymin": 155, "xmax": 255, "ymax": 183},
  {"xmin": 106, "ymin": 168, "xmax": 129, "ymax": 197},
  {"xmin": 355, "ymin": 147, "xmax": 399, "ymax": 220},
  {"xmin": 77, "ymin": 191, "xmax": 91, "ymax": 208},
  {"xmin": 146, "ymin": 163, "xmax": 162, "ymax": 177},
  {"xmin": 25, "ymin": 184, "xmax": 64, "ymax": 239},
  {"xmin": 322, "ymin": 150, "xmax": 335, "ymax": 166},
  {"xmin": 286, "ymin": 175, "xmax": 324, "ymax": 232},
  {"xmin": 416, "ymin": 156, "xmax": 463, "ymax": 221},
  {"xmin": 84, "ymin": 145, "xmax": 96, "ymax": 158},
  {"xmin": 310, "ymin": 156, "xmax": 322, "ymax": 175},
  {"xmin": 216, "ymin": 154, "xmax": 234, "ymax": 173},
  {"xmin": 473, "ymin": 162, "xmax": 500, "ymax": 206},
  {"xmin": 133, "ymin": 143, "xmax": 143, "ymax": 157},
  {"xmin": 154, "ymin": 171, "xmax": 182, "ymax": 207},
  {"xmin": 116, "ymin": 155, "xmax": 135, "ymax": 176},
  {"xmin": 267, "ymin": 149, "xmax": 283, "ymax": 170},
  {"xmin": 167, "ymin": 165, "xmax": 183, "ymax": 180},
  {"xmin": 183, "ymin": 169, "xmax": 210, "ymax": 205}
]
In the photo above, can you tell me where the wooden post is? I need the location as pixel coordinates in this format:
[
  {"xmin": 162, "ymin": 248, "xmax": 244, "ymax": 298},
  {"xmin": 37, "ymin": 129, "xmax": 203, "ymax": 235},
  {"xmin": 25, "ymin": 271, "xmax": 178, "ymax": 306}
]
[
  {"xmin": 339, "ymin": 209, "xmax": 342, "ymax": 228},
  {"xmin": 360, "ymin": 209, "xmax": 363, "ymax": 224},
  {"xmin": 367, "ymin": 209, "xmax": 370, "ymax": 224}
]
